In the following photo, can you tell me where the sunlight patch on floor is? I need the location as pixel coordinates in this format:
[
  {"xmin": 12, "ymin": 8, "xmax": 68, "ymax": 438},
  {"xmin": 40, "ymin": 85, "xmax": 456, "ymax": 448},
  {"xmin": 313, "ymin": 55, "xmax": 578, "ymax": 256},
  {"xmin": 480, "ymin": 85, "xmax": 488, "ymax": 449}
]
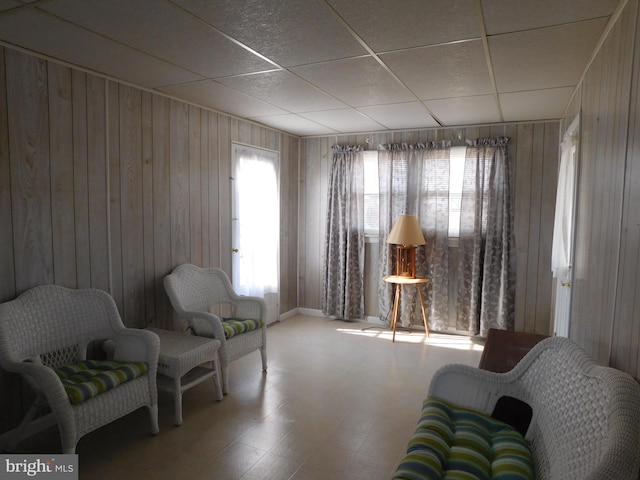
[{"xmin": 336, "ymin": 327, "xmax": 484, "ymax": 351}]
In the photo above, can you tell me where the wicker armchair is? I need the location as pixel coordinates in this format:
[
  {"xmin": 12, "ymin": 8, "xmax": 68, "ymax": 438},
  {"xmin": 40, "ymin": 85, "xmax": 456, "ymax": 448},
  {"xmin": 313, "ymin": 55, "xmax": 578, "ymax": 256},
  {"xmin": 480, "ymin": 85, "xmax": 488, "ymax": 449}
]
[
  {"xmin": 164, "ymin": 264, "xmax": 267, "ymax": 394},
  {"xmin": 0, "ymin": 285, "xmax": 160, "ymax": 454},
  {"xmin": 426, "ymin": 336, "xmax": 640, "ymax": 479}
]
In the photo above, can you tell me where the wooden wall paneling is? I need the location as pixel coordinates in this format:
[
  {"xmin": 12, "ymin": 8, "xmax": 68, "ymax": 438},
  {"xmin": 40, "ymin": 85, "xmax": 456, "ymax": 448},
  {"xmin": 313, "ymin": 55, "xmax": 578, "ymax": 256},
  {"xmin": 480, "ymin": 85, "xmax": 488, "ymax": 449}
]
[
  {"xmin": 286, "ymin": 134, "xmax": 296, "ymax": 313},
  {"xmin": 599, "ymin": 8, "xmax": 635, "ymax": 365},
  {"xmin": 612, "ymin": 0, "xmax": 640, "ymax": 377},
  {"xmin": 169, "ymin": 99, "xmax": 190, "ymax": 274},
  {"xmin": 534, "ymin": 124, "xmax": 559, "ymax": 335},
  {"xmin": 6, "ymin": 49, "xmax": 54, "ymax": 294},
  {"xmin": 280, "ymin": 133, "xmax": 290, "ymax": 313},
  {"xmin": 71, "ymin": 70, "xmax": 91, "ymax": 289},
  {"xmin": 513, "ymin": 124, "xmax": 534, "ymax": 332},
  {"xmin": 287, "ymin": 134, "xmax": 298, "ymax": 313},
  {"xmin": 141, "ymin": 91, "xmax": 156, "ymax": 327},
  {"xmin": 152, "ymin": 95, "xmax": 172, "ymax": 329},
  {"xmin": 188, "ymin": 105, "xmax": 203, "ymax": 267},
  {"xmin": 0, "ymin": 47, "xmax": 20, "ymax": 435},
  {"xmin": 523, "ymin": 123, "xmax": 545, "ymax": 333},
  {"xmin": 106, "ymin": 81, "xmax": 123, "ymax": 313},
  {"xmin": 199, "ymin": 110, "xmax": 210, "ymax": 268},
  {"xmin": 217, "ymin": 115, "xmax": 232, "ymax": 274},
  {"xmin": 304, "ymin": 137, "xmax": 326, "ymax": 310},
  {"xmin": 297, "ymin": 139, "xmax": 308, "ymax": 307},
  {"xmin": 279, "ymin": 134, "xmax": 290, "ymax": 313},
  {"xmin": 0, "ymin": 48, "xmax": 16, "ymax": 302},
  {"xmin": 86, "ymin": 75, "xmax": 109, "ymax": 292},
  {"xmin": 48, "ymin": 62, "xmax": 77, "ymax": 289},
  {"xmin": 571, "ymin": 50, "xmax": 599, "ymax": 349},
  {"xmin": 207, "ymin": 112, "xmax": 220, "ymax": 268},
  {"xmin": 118, "ymin": 84, "xmax": 145, "ymax": 327}
]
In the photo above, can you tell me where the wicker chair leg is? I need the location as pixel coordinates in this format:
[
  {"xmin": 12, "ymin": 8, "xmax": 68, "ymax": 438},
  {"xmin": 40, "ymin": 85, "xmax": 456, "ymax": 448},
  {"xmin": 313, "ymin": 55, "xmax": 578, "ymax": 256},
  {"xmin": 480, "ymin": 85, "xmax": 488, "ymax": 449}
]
[
  {"xmin": 261, "ymin": 347, "xmax": 267, "ymax": 372},
  {"xmin": 149, "ymin": 404, "xmax": 159, "ymax": 434},
  {"xmin": 222, "ymin": 365, "xmax": 230, "ymax": 394}
]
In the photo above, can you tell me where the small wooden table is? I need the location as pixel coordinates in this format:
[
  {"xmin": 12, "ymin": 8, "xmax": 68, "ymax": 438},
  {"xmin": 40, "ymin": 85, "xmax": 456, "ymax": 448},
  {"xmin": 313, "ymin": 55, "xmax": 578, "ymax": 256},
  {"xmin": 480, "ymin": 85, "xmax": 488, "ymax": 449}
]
[
  {"xmin": 478, "ymin": 328, "xmax": 549, "ymax": 373},
  {"xmin": 384, "ymin": 275, "xmax": 430, "ymax": 342}
]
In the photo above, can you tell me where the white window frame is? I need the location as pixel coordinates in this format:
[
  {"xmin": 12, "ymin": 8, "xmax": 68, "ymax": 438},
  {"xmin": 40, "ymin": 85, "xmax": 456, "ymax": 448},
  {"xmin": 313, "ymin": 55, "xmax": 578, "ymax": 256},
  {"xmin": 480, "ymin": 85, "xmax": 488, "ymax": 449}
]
[{"xmin": 362, "ymin": 147, "xmax": 467, "ymax": 241}]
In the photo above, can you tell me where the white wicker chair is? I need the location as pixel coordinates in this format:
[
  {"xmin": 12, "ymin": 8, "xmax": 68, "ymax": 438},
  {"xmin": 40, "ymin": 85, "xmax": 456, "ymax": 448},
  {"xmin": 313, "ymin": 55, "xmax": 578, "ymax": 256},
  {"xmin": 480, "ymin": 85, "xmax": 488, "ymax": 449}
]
[
  {"xmin": 0, "ymin": 285, "xmax": 160, "ymax": 454},
  {"xmin": 427, "ymin": 336, "xmax": 640, "ymax": 479},
  {"xmin": 164, "ymin": 264, "xmax": 267, "ymax": 394}
]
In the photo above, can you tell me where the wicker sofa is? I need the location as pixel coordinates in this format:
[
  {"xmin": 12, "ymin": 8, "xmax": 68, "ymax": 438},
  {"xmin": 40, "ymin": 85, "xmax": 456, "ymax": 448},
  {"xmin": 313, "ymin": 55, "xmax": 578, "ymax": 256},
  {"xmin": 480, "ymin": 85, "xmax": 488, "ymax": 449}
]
[{"xmin": 393, "ymin": 336, "xmax": 640, "ymax": 480}]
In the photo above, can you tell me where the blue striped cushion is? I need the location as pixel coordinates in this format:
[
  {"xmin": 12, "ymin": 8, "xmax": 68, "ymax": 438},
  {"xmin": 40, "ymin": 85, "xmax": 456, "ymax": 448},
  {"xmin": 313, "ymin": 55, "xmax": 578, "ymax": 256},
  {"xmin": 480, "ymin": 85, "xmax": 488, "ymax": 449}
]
[
  {"xmin": 222, "ymin": 317, "xmax": 264, "ymax": 339},
  {"xmin": 55, "ymin": 359, "xmax": 148, "ymax": 405},
  {"xmin": 393, "ymin": 398, "xmax": 533, "ymax": 480}
]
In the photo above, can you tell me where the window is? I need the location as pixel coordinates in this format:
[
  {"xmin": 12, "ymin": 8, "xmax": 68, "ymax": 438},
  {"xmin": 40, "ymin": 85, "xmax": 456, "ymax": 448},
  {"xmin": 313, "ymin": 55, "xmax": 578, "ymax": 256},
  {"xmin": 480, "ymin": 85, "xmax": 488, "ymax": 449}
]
[
  {"xmin": 362, "ymin": 147, "xmax": 467, "ymax": 238},
  {"xmin": 363, "ymin": 150, "xmax": 379, "ymax": 235},
  {"xmin": 447, "ymin": 146, "xmax": 466, "ymax": 238}
]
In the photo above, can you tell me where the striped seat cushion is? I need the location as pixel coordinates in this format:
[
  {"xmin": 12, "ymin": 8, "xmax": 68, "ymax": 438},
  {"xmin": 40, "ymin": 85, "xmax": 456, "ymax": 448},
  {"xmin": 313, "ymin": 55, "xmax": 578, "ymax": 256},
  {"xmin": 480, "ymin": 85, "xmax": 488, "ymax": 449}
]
[
  {"xmin": 55, "ymin": 359, "xmax": 148, "ymax": 405},
  {"xmin": 222, "ymin": 317, "xmax": 264, "ymax": 339},
  {"xmin": 393, "ymin": 397, "xmax": 533, "ymax": 480}
]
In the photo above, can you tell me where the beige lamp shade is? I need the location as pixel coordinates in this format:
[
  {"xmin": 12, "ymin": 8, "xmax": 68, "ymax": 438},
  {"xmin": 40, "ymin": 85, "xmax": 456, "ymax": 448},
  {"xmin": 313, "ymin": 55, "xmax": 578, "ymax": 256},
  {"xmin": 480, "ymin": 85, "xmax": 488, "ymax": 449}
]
[{"xmin": 387, "ymin": 215, "xmax": 426, "ymax": 246}]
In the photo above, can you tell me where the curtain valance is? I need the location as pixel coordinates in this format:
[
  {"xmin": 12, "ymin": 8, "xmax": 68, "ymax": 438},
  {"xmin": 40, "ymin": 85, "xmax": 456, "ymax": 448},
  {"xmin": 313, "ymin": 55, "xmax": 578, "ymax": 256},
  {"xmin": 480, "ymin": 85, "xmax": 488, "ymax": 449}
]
[
  {"xmin": 379, "ymin": 141, "xmax": 451, "ymax": 151},
  {"xmin": 466, "ymin": 137, "xmax": 510, "ymax": 147}
]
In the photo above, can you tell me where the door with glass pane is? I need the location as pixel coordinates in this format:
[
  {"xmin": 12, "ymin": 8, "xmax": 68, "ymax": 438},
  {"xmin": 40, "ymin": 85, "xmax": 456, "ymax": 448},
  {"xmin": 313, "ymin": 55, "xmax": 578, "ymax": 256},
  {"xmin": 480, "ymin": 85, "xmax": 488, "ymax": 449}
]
[
  {"xmin": 231, "ymin": 143, "xmax": 280, "ymax": 325},
  {"xmin": 551, "ymin": 116, "xmax": 579, "ymax": 337}
]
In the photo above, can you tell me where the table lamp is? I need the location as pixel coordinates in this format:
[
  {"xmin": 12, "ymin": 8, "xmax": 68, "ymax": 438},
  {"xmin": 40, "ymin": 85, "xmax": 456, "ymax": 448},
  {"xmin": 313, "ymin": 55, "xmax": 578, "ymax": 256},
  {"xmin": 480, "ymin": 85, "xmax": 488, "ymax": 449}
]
[{"xmin": 387, "ymin": 215, "xmax": 426, "ymax": 278}]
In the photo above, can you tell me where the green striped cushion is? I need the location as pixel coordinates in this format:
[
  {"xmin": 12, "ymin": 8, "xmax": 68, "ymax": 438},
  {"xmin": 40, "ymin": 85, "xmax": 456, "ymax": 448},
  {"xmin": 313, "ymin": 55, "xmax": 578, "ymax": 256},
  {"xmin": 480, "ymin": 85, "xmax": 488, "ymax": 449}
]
[
  {"xmin": 56, "ymin": 359, "xmax": 148, "ymax": 405},
  {"xmin": 222, "ymin": 317, "xmax": 264, "ymax": 339},
  {"xmin": 394, "ymin": 398, "xmax": 533, "ymax": 480}
]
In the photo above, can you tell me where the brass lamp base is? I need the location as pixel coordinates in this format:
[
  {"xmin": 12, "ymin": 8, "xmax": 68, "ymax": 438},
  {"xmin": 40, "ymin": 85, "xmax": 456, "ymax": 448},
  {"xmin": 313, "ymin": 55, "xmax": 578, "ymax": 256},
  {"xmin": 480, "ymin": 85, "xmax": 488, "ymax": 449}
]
[{"xmin": 395, "ymin": 244, "xmax": 417, "ymax": 278}]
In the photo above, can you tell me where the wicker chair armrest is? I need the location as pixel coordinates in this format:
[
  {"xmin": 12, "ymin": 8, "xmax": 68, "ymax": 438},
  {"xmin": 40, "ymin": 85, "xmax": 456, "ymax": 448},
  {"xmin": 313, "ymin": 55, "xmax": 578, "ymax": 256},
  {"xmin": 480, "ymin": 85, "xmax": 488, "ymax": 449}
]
[
  {"xmin": 428, "ymin": 364, "xmax": 524, "ymax": 415},
  {"xmin": 232, "ymin": 296, "xmax": 267, "ymax": 322},
  {"xmin": 111, "ymin": 329, "xmax": 160, "ymax": 370},
  {"xmin": 182, "ymin": 311, "xmax": 226, "ymax": 342}
]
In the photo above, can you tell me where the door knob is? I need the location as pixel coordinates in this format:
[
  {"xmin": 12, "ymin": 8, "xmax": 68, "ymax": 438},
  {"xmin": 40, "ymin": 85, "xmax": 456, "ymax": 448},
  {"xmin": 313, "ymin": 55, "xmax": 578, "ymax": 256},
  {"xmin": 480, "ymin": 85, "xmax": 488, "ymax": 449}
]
[{"xmin": 232, "ymin": 248, "xmax": 239, "ymax": 253}]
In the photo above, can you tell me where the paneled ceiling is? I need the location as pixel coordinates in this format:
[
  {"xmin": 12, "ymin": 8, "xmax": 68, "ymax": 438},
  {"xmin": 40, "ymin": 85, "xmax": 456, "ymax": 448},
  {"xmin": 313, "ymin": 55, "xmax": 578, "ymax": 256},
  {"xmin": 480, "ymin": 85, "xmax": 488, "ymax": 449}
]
[{"xmin": 0, "ymin": 0, "xmax": 621, "ymax": 137}]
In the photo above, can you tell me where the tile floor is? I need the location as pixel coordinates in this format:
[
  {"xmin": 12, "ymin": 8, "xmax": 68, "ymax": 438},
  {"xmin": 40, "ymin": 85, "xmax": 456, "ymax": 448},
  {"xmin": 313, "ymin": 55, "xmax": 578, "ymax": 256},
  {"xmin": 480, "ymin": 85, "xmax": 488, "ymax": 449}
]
[{"xmin": 14, "ymin": 315, "xmax": 484, "ymax": 480}]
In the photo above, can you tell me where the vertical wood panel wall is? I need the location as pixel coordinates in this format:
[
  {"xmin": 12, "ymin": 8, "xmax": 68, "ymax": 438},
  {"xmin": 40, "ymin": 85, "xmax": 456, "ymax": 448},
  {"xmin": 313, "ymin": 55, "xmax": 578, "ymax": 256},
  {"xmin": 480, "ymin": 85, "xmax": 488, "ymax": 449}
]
[
  {"xmin": 300, "ymin": 122, "xmax": 559, "ymax": 336},
  {"xmin": 0, "ymin": 47, "xmax": 299, "ymax": 433},
  {"xmin": 563, "ymin": 0, "xmax": 640, "ymax": 378}
]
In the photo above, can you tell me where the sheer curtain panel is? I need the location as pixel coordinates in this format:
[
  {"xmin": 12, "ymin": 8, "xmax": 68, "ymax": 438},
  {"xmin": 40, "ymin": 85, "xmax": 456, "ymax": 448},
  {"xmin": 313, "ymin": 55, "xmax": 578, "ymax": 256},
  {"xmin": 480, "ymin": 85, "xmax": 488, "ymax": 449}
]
[
  {"xmin": 378, "ymin": 142, "xmax": 451, "ymax": 331},
  {"xmin": 457, "ymin": 138, "xmax": 515, "ymax": 336},
  {"xmin": 322, "ymin": 145, "xmax": 365, "ymax": 320}
]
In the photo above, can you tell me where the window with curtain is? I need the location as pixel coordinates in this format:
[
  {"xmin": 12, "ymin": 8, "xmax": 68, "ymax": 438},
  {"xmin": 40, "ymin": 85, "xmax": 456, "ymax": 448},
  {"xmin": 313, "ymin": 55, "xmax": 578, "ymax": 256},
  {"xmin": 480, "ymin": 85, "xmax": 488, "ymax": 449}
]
[
  {"xmin": 323, "ymin": 139, "xmax": 514, "ymax": 336},
  {"xmin": 376, "ymin": 139, "xmax": 514, "ymax": 336}
]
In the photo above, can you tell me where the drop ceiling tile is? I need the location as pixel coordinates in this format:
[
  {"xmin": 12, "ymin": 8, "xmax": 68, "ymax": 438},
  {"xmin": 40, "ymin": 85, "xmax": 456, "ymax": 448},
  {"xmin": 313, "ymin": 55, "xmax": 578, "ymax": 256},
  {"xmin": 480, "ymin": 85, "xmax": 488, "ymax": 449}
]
[
  {"xmin": 424, "ymin": 95, "xmax": 501, "ymax": 125},
  {"xmin": 217, "ymin": 71, "xmax": 348, "ymax": 113},
  {"xmin": 158, "ymin": 80, "xmax": 287, "ymax": 119},
  {"xmin": 250, "ymin": 114, "xmax": 338, "ymax": 137},
  {"xmin": 39, "ymin": 0, "xmax": 275, "ymax": 78},
  {"xmin": 381, "ymin": 40, "xmax": 493, "ymax": 100},
  {"xmin": 499, "ymin": 87, "xmax": 574, "ymax": 122},
  {"xmin": 357, "ymin": 102, "xmax": 439, "ymax": 130},
  {"xmin": 481, "ymin": 0, "xmax": 618, "ymax": 35},
  {"xmin": 291, "ymin": 56, "xmax": 414, "ymax": 107},
  {"xmin": 0, "ymin": 9, "xmax": 201, "ymax": 87},
  {"xmin": 490, "ymin": 18, "xmax": 607, "ymax": 93},
  {"xmin": 328, "ymin": 0, "xmax": 480, "ymax": 52},
  {"xmin": 173, "ymin": 0, "xmax": 367, "ymax": 67},
  {"xmin": 300, "ymin": 108, "xmax": 385, "ymax": 133}
]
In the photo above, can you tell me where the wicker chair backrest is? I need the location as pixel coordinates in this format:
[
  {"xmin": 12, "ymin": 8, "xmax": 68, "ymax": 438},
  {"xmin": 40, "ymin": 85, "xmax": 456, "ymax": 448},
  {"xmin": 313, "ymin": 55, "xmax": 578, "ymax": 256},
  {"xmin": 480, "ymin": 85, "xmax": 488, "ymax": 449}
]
[
  {"xmin": 164, "ymin": 264, "xmax": 233, "ymax": 315},
  {"xmin": 0, "ymin": 285, "xmax": 121, "ymax": 366}
]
